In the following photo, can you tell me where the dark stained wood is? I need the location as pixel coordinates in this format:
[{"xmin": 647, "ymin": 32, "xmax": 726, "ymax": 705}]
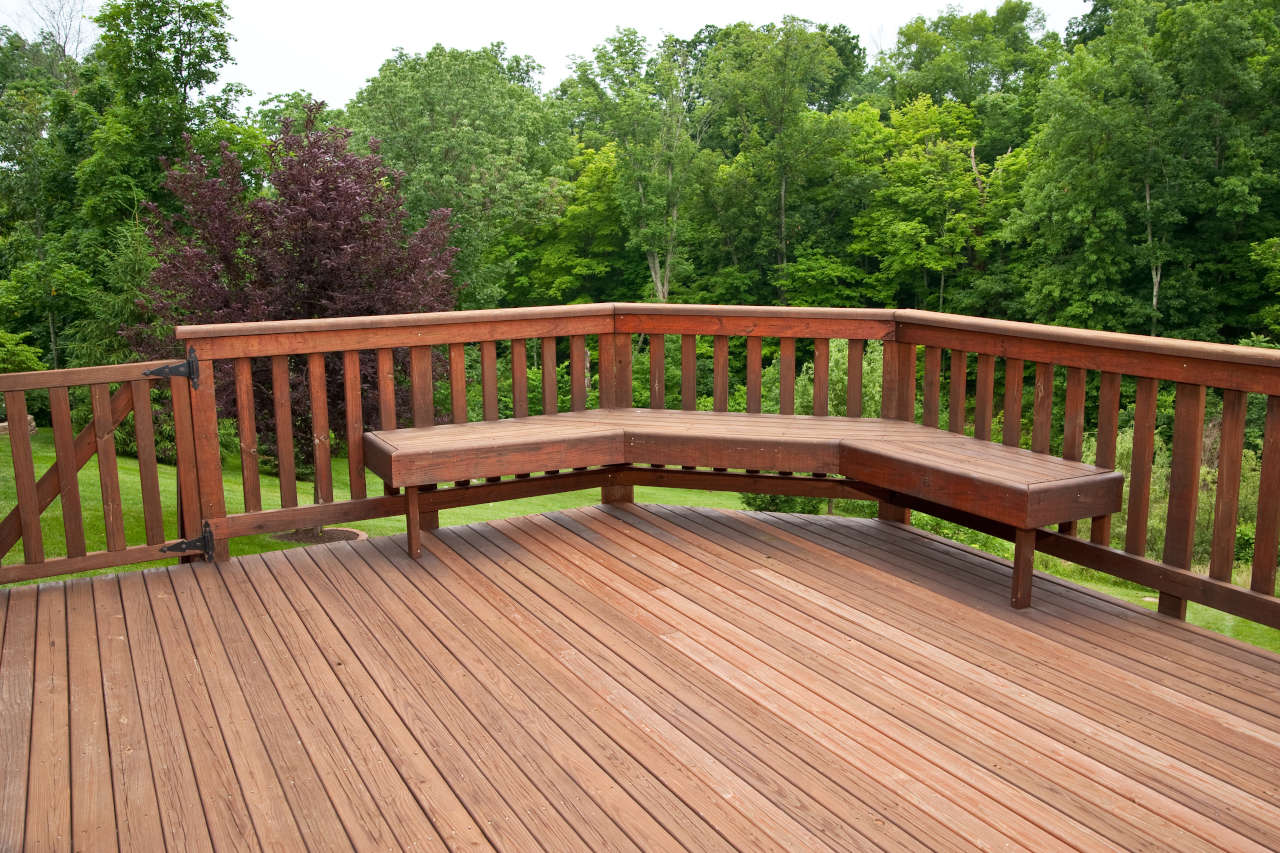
[
  {"xmin": 1091, "ymin": 372, "xmax": 1122, "ymax": 546},
  {"xmin": 234, "ymin": 358, "xmax": 262, "ymax": 514},
  {"xmin": 974, "ymin": 353, "xmax": 995, "ymax": 441},
  {"xmin": 570, "ymin": 335, "xmax": 587, "ymax": 412},
  {"xmin": 746, "ymin": 336, "xmax": 762, "ymax": 414},
  {"xmin": 5, "ymin": 390, "xmax": 42, "ymax": 563},
  {"xmin": 377, "ymin": 347, "xmax": 397, "ymax": 430},
  {"xmin": 681, "ymin": 334, "xmax": 696, "ymax": 411},
  {"xmin": 48, "ymin": 386, "xmax": 85, "ymax": 557},
  {"xmin": 307, "ymin": 352, "xmax": 333, "ymax": 505},
  {"xmin": 780, "ymin": 337, "xmax": 796, "ymax": 416},
  {"xmin": 130, "ymin": 380, "xmax": 165, "ymax": 543},
  {"xmin": 270, "ymin": 356, "xmax": 298, "ymax": 509},
  {"xmin": 1253, "ymin": 395, "xmax": 1280, "ymax": 596},
  {"xmin": 649, "ymin": 334, "xmax": 665, "ymax": 409},
  {"xmin": 1058, "ymin": 366, "xmax": 1087, "ymax": 536},
  {"xmin": 614, "ymin": 306, "xmax": 895, "ymax": 340},
  {"xmin": 813, "ymin": 338, "xmax": 829, "ymax": 417},
  {"xmin": 26, "ymin": 584, "xmax": 70, "ymax": 849},
  {"xmin": 1031, "ymin": 362, "xmax": 1053, "ymax": 454},
  {"xmin": 713, "ymin": 335, "xmax": 729, "ymax": 412},
  {"xmin": 949, "ymin": 349, "xmax": 967, "ymax": 433},
  {"xmin": 449, "ymin": 342, "xmax": 467, "ymax": 424},
  {"xmin": 1003, "ymin": 358, "xmax": 1024, "ymax": 448},
  {"xmin": 923, "ymin": 346, "xmax": 942, "ymax": 429},
  {"xmin": 481, "ymin": 340, "xmax": 499, "ymax": 420},
  {"xmin": 599, "ymin": 332, "xmax": 632, "ymax": 410},
  {"xmin": 410, "ymin": 345, "xmax": 434, "ymax": 426},
  {"xmin": 0, "ymin": 360, "xmax": 175, "ymax": 392},
  {"xmin": 91, "ymin": 383, "xmax": 126, "ymax": 553},
  {"xmin": 1126, "ymin": 377, "xmax": 1159, "ymax": 557},
  {"xmin": 170, "ymin": 374, "xmax": 204, "ymax": 540},
  {"xmin": 0, "ymin": 587, "xmax": 35, "ymax": 850},
  {"xmin": 1161, "ymin": 383, "xmax": 1207, "ymax": 616},
  {"xmin": 343, "ymin": 351, "xmax": 366, "ymax": 501},
  {"xmin": 847, "ymin": 339, "xmax": 864, "ymax": 418},
  {"xmin": 511, "ymin": 339, "xmax": 528, "ymax": 418},
  {"xmin": 0, "ymin": 541, "xmax": 204, "ymax": 586},
  {"xmin": 190, "ymin": 360, "xmax": 228, "ymax": 560},
  {"xmin": 542, "ymin": 336, "xmax": 557, "ymax": 415},
  {"xmin": 65, "ymin": 581, "xmax": 115, "ymax": 853}
]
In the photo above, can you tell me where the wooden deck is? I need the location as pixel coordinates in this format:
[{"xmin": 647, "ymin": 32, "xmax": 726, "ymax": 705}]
[{"xmin": 3, "ymin": 505, "xmax": 1279, "ymax": 851}]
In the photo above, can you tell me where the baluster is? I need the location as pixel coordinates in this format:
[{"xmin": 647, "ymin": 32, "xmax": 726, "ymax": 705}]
[
  {"xmin": 1208, "ymin": 390, "xmax": 1247, "ymax": 581},
  {"xmin": 410, "ymin": 346, "xmax": 434, "ymax": 426},
  {"xmin": 649, "ymin": 334, "xmax": 665, "ymax": 409},
  {"xmin": 449, "ymin": 342, "xmax": 467, "ymax": 424},
  {"xmin": 342, "ymin": 351, "xmax": 366, "ymax": 501},
  {"xmin": 846, "ymin": 339, "xmax": 864, "ymax": 418},
  {"xmin": 570, "ymin": 335, "xmax": 587, "ymax": 412},
  {"xmin": 511, "ymin": 339, "xmax": 528, "ymax": 418},
  {"xmin": 270, "ymin": 356, "xmax": 298, "ymax": 509},
  {"xmin": 1159, "ymin": 382, "xmax": 1206, "ymax": 618},
  {"xmin": 923, "ymin": 346, "xmax": 942, "ymax": 429},
  {"xmin": 1002, "ymin": 358, "xmax": 1024, "ymax": 447},
  {"xmin": 170, "ymin": 373, "xmax": 204, "ymax": 543},
  {"xmin": 1091, "ymin": 372, "xmax": 1121, "ymax": 546},
  {"xmin": 91, "ymin": 383, "xmax": 125, "ymax": 552},
  {"xmin": 1031, "ymin": 363, "xmax": 1054, "ymax": 454},
  {"xmin": 681, "ymin": 335, "xmax": 696, "ymax": 411},
  {"xmin": 48, "ymin": 387, "xmax": 84, "ymax": 557},
  {"xmin": 234, "ymin": 358, "xmax": 261, "ymax": 513},
  {"xmin": 377, "ymin": 348, "xmax": 396, "ymax": 430},
  {"xmin": 541, "ymin": 337, "xmax": 557, "ymax": 415},
  {"xmin": 746, "ymin": 337, "xmax": 762, "ymax": 414},
  {"xmin": 813, "ymin": 339, "xmax": 829, "ymax": 417},
  {"xmin": 130, "ymin": 379, "xmax": 164, "ymax": 543},
  {"xmin": 1125, "ymin": 377, "xmax": 1158, "ymax": 557},
  {"xmin": 5, "ymin": 390, "xmax": 42, "ymax": 562},
  {"xmin": 780, "ymin": 337, "xmax": 795, "ymax": 416},
  {"xmin": 1252, "ymin": 395, "xmax": 1280, "ymax": 595},
  {"xmin": 713, "ymin": 335, "xmax": 729, "ymax": 412},
  {"xmin": 481, "ymin": 340, "xmax": 499, "ymax": 421},
  {"xmin": 949, "ymin": 350, "xmax": 967, "ymax": 433},
  {"xmin": 974, "ymin": 354, "xmax": 995, "ymax": 441},
  {"xmin": 307, "ymin": 353, "xmax": 333, "ymax": 504},
  {"xmin": 1058, "ymin": 366, "xmax": 1087, "ymax": 535}
]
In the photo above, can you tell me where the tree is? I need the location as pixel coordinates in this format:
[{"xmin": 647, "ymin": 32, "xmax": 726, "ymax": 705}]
[{"xmin": 348, "ymin": 44, "xmax": 573, "ymax": 308}]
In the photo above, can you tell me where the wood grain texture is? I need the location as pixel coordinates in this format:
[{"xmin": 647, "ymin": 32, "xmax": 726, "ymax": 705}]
[
  {"xmin": 377, "ymin": 347, "xmax": 396, "ymax": 430},
  {"xmin": 570, "ymin": 335, "xmax": 587, "ymax": 412},
  {"xmin": 1126, "ymin": 377, "xmax": 1159, "ymax": 557},
  {"xmin": 307, "ymin": 352, "xmax": 333, "ymax": 505},
  {"xmin": 343, "ymin": 351, "xmax": 366, "ymax": 501},
  {"xmin": 48, "ymin": 386, "xmax": 85, "ymax": 557},
  {"xmin": 1031, "ymin": 362, "xmax": 1054, "ymax": 454},
  {"xmin": 713, "ymin": 335, "xmax": 729, "ymax": 412},
  {"xmin": 1003, "ymin": 358, "xmax": 1024, "ymax": 448},
  {"xmin": 449, "ymin": 342, "xmax": 467, "ymax": 424},
  {"xmin": 649, "ymin": 334, "xmax": 665, "ymax": 410},
  {"xmin": 1091, "ymin": 372, "xmax": 1122, "ymax": 546},
  {"xmin": 681, "ymin": 335, "xmax": 696, "ymax": 411},
  {"xmin": 974, "ymin": 353, "xmax": 995, "ymax": 441},
  {"xmin": 481, "ymin": 340, "xmax": 498, "ymax": 420},
  {"xmin": 510, "ymin": 339, "xmax": 528, "ymax": 418},
  {"xmin": 170, "ymin": 374, "xmax": 204, "ymax": 539},
  {"xmin": 813, "ymin": 338, "xmax": 829, "ymax": 417},
  {"xmin": 1252, "ymin": 395, "xmax": 1280, "ymax": 596},
  {"xmin": 746, "ymin": 336, "xmax": 761, "ymax": 414},
  {"xmin": 234, "ymin": 358, "xmax": 262, "ymax": 514},
  {"xmin": 780, "ymin": 337, "xmax": 796, "ymax": 416},
  {"xmin": 270, "ymin": 356, "xmax": 297, "ymax": 509},
  {"xmin": 91, "ymin": 383, "xmax": 126, "ymax": 553},
  {"xmin": 542, "ymin": 336, "xmax": 557, "ymax": 415},
  {"xmin": 1159, "ymin": 383, "xmax": 1206, "ymax": 619},
  {"xmin": 923, "ymin": 346, "xmax": 941, "ymax": 429},
  {"xmin": 949, "ymin": 350, "xmax": 967, "ymax": 434},
  {"xmin": 410, "ymin": 345, "xmax": 434, "ymax": 425},
  {"xmin": 847, "ymin": 339, "xmax": 864, "ymax": 418},
  {"xmin": 5, "ymin": 390, "xmax": 42, "ymax": 563},
  {"xmin": 130, "ymin": 380, "xmax": 165, "ymax": 543}
]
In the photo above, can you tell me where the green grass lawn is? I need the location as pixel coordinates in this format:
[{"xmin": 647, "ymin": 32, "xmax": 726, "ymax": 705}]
[{"xmin": 3, "ymin": 430, "xmax": 1278, "ymax": 653}]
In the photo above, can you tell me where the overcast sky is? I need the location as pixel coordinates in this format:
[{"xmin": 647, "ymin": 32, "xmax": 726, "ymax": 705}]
[{"xmin": 2, "ymin": 0, "xmax": 1090, "ymax": 108}]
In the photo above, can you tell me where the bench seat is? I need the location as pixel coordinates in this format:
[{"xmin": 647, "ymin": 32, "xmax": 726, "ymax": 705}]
[{"xmin": 364, "ymin": 409, "xmax": 1123, "ymax": 608}]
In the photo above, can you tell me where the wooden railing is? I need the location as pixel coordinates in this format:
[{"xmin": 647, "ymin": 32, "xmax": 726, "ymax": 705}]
[{"xmin": 4, "ymin": 304, "xmax": 1279, "ymax": 632}]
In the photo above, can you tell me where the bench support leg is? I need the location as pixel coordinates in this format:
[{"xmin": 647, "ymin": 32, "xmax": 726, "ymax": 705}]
[
  {"xmin": 877, "ymin": 502, "xmax": 910, "ymax": 524},
  {"xmin": 602, "ymin": 485, "xmax": 634, "ymax": 504},
  {"xmin": 406, "ymin": 485, "xmax": 421, "ymax": 558},
  {"xmin": 1011, "ymin": 528, "xmax": 1035, "ymax": 608}
]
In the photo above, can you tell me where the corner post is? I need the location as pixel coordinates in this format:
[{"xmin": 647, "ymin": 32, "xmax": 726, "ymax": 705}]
[
  {"xmin": 877, "ymin": 337, "xmax": 916, "ymax": 523},
  {"xmin": 600, "ymin": 314, "xmax": 635, "ymax": 504},
  {"xmin": 184, "ymin": 345, "xmax": 230, "ymax": 562}
]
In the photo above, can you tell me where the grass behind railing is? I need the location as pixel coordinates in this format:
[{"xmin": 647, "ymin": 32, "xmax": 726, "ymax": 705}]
[{"xmin": 3, "ymin": 429, "xmax": 1278, "ymax": 653}]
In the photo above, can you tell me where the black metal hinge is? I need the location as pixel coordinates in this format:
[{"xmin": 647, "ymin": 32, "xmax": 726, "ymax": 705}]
[
  {"xmin": 144, "ymin": 346, "xmax": 200, "ymax": 389},
  {"xmin": 160, "ymin": 520, "xmax": 214, "ymax": 561}
]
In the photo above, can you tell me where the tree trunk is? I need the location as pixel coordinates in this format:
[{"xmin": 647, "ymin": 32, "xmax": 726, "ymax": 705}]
[
  {"xmin": 1146, "ymin": 180, "xmax": 1161, "ymax": 336},
  {"xmin": 778, "ymin": 172, "xmax": 787, "ymax": 269}
]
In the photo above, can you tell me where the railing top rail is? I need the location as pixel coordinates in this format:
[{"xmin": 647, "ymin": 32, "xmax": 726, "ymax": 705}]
[
  {"xmin": 612, "ymin": 303, "xmax": 899, "ymax": 321},
  {"xmin": 0, "ymin": 360, "xmax": 174, "ymax": 393}
]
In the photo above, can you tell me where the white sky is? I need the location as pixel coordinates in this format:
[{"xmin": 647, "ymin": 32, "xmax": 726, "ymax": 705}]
[{"xmin": 2, "ymin": 0, "xmax": 1090, "ymax": 108}]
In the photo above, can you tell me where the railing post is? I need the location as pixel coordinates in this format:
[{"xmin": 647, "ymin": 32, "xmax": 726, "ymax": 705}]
[
  {"xmin": 599, "ymin": 327, "xmax": 635, "ymax": 504},
  {"xmin": 184, "ymin": 351, "xmax": 229, "ymax": 561},
  {"xmin": 877, "ymin": 339, "xmax": 915, "ymax": 523}
]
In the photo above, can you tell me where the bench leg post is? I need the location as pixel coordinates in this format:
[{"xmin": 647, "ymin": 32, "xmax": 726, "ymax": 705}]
[
  {"xmin": 1011, "ymin": 528, "xmax": 1035, "ymax": 608},
  {"xmin": 406, "ymin": 485, "xmax": 421, "ymax": 558},
  {"xmin": 877, "ymin": 502, "xmax": 910, "ymax": 524},
  {"xmin": 602, "ymin": 485, "xmax": 634, "ymax": 504}
]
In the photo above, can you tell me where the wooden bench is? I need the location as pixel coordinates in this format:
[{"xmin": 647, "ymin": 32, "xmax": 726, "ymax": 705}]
[{"xmin": 364, "ymin": 409, "xmax": 1123, "ymax": 608}]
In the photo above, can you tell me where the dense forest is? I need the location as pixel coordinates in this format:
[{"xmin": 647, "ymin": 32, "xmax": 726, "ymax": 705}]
[{"xmin": 2, "ymin": 0, "xmax": 1280, "ymax": 379}]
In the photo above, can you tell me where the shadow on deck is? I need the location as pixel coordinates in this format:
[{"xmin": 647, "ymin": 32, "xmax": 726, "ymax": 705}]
[{"xmin": 4, "ymin": 505, "xmax": 1280, "ymax": 851}]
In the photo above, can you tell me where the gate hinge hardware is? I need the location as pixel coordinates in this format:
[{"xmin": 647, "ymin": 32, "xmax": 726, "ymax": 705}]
[
  {"xmin": 161, "ymin": 520, "xmax": 214, "ymax": 561},
  {"xmin": 144, "ymin": 347, "xmax": 200, "ymax": 388}
]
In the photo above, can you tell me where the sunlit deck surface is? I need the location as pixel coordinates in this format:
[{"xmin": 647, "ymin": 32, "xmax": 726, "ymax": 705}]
[{"xmin": 4, "ymin": 505, "xmax": 1280, "ymax": 851}]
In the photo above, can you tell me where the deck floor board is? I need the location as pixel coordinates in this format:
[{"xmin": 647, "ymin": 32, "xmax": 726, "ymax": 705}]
[{"xmin": 6, "ymin": 506, "xmax": 1280, "ymax": 851}]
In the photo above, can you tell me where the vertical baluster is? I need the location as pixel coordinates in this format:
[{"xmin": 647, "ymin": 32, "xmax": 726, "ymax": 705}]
[
  {"xmin": 170, "ymin": 374, "xmax": 204, "ymax": 545},
  {"xmin": 974, "ymin": 354, "xmax": 995, "ymax": 441},
  {"xmin": 5, "ymin": 389, "xmax": 42, "ymax": 562},
  {"xmin": 1057, "ymin": 366, "xmax": 1087, "ymax": 536},
  {"xmin": 130, "ymin": 379, "xmax": 164, "ymax": 543},
  {"xmin": 233, "ymin": 358, "xmax": 261, "ymax": 513},
  {"xmin": 746, "ymin": 337, "xmax": 762, "ymax": 414},
  {"xmin": 713, "ymin": 336, "xmax": 729, "ymax": 412},
  {"xmin": 410, "ymin": 346, "xmax": 434, "ymax": 426},
  {"xmin": 948, "ymin": 350, "xmax": 967, "ymax": 434},
  {"xmin": 570, "ymin": 335, "xmax": 587, "ymax": 411},
  {"xmin": 342, "ymin": 351, "xmax": 366, "ymax": 501},
  {"xmin": 780, "ymin": 338, "xmax": 796, "ymax": 415},
  {"xmin": 189, "ymin": 358, "xmax": 227, "ymax": 558},
  {"xmin": 511, "ymin": 339, "xmax": 528, "ymax": 418},
  {"xmin": 270, "ymin": 356, "xmax": 297, "ymax": 509},
  {"xmin": 541, "ymin": 337, "xmax": 557, "ymax": 415},
  {"xmin": 48, "ymin": 387, "xmax": 84, "ymax": 557},
  {"xmin": 1031, "ymin": 363, "xmax": 1054, "ymax": 454},
  {"xmin": 1252, "ymin": 395, "xmax": 1280, "ymax": 596},
  {"xmin": 813, "ymin": 339, "xmax": 829, "ymax": 417},
  {"xmin": 846, "ymin": 340, "xmax": 864, "ymax": 418},
  {"xmin": 1091, "ymin": 372, "xmax": 1121, "ymax": 546},
  {"xmin": 90, "ymin": 383, "xmax": 125, "ymax": 552},
  {"xmin": 1125, "ymin": 377, "xmax": 1159, "ymax": 557},
  {"xmin": 449, "ymin": 342, "xmax": 467, "ymax": 424},
  {"xmin": 649, "ymin": 334, "xmax": 665, "ymax": 409},
  {"xmin": 923, "ymin": 347, "xmax": 941, "ymax": 429},
  {"xmin": 1002, "ymin": 358, "xmax": 1024, "ymax": 447},
  {"xmin": 1159, "ymin": 382, "xmax": 1206, "ymax": 618},
  {"xmin": 308, "ymin": 353, "xmax": 333, "ymax": 504},
  {"xmin": 481, "ymin": 340, "xmax": 499, "ymax": 420},
  {"xmin": 1209, "ymin": 389, "xmax": 1247, "ymax": 581},
  {"xmin": 377, "ymin": 347, "xmax": 396, "ymax": 430},
  {"xmin": 681, "ymin": 335, "xmax": 696, "ymax": 411}
]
